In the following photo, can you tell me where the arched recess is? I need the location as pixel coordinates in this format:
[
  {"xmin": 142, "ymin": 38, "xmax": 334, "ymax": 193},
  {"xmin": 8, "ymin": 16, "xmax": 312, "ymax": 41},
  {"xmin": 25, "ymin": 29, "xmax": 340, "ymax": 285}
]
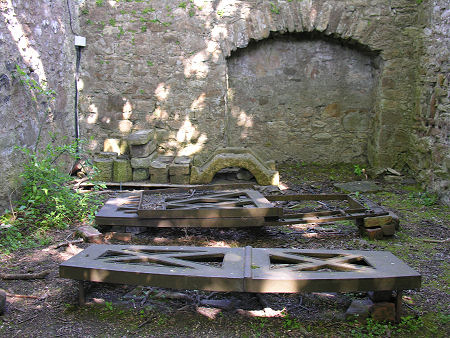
[{"xmin": 225, "ymin": 31, "xmax": 382, "ymax": 164}]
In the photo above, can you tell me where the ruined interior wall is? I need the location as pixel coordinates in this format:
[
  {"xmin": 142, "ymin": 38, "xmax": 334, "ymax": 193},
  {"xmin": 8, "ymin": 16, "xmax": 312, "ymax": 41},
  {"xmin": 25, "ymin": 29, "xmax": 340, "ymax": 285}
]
[
  {"xmin": 414, "ymin": 0, "xmax": 449, "ymax": 204},
  {"xmin": 78, "ymin": 0, "xmax": 420, "ymax": 169},
  {"xmin": 0, "ymin": 0, "xmax": 76, "ymax": 211}
]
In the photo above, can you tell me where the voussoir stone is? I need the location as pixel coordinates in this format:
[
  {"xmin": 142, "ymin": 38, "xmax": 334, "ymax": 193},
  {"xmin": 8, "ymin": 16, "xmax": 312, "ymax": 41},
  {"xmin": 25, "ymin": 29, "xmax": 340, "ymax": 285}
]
[{"xmin": 127, "ymin": 129, "xmax": 154, "ymax": 145}]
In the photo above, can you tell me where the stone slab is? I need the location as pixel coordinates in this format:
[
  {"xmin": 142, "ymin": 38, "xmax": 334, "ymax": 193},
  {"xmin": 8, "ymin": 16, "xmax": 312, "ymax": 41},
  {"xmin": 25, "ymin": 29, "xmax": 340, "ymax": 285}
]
[
  {"xmin": 364, "ymin": 215, "xmax": 393, "ymax": 228},
  {"xmin": 334, "ymin": 181, "xmax": 380, "ymax": 193},
  {"xmin": 131, "ymin": 153, "xmax": 157, "ymax": 168},
  {"xmin": 76, "ymin": 225, "xmax": 103, "ymax": 244},
  {"xmin": 130, "ymin": 141, "xmax": 157, "ymax": 158},
  {"xmin": 127, "ymin": 129, "xmax": 154, "ymax": 145}
]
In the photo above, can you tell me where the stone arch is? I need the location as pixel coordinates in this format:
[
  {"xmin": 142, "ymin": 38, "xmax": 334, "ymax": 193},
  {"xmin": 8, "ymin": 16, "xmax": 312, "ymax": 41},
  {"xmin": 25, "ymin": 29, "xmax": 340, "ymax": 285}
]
[
  {"xmin": 210, "ymin": 1, "xmax": 415, "ymax": 169},
  {"xmin": 190, "ymin": 148, "xmax": 279, "ymax": 185}
]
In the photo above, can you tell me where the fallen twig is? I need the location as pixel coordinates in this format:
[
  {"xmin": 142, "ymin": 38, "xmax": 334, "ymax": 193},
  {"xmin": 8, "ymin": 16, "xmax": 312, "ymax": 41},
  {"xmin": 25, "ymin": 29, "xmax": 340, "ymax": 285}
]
[
  {"xmin": 0, "ymin": 270, "xmax": 50, "ymax": 280},
  {"xmin": 43, "ymin": 239, "xmax": 84, "ymax": 251},
  {"xmin": 6, "ymin": 293, "xmax": 47, "ymax": 300},
  {"xmin": 422, "ymin": 238, "xmax": 449, "ymax": 244}
]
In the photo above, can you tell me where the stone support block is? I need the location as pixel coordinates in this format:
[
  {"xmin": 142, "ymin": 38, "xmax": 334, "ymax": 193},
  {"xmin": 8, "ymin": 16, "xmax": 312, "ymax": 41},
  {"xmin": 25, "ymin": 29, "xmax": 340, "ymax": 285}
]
[
  {"xmin": 130, "ymin": 141, "xmax": 157, "ymax": 158},
  {"xmin": 169, "ymin": 163, "xmax": 191, "ymax": 176},
  {"xmin": 93, "ymin": 158, "xmax": 114, "ymax": 182},
  {"xmin": 370, "ymin": 302, "xmax": 396, "ymax": 322},
  {"xmin": 345, "ymin": 298, "xmax": 373, "ymax": 322},
  {"xmin": 360, "ymin": 227, "xmax": 384, "ymax": 240},
  {"xmin": 131, "ymin": 153, "xmax": 157, "ymax": 168},
  {"xmin": 381, "ymin": 223, "xmax": 396, "ymax": 236},
  {"xmin": 77, "ymin": 225, "xmax": 103, "ymax": 244},
  {"xmin": 113, "ymin": 159, "xmax": 132, "ymax": 182},
  {"xmin": 170, "ymin": 175, "xmax": 190, "ymax": 185},
  {"xmin": 364, "ymin": 215, "xmax": 393, "ymax": 228},
  {"xmin": 389, "ymin": 211, "xmax": 400, "ymax": 230},
  {"xmin": 149, "ymin": 160, "xmax": 169, "ymax": 183},
  {"xmin": 127, "ymin": 129, "xmax": 154, "ymax": 145},
  {"xmin": 133, "ymin": 168, "xmax": 149, "ymax": 181}
]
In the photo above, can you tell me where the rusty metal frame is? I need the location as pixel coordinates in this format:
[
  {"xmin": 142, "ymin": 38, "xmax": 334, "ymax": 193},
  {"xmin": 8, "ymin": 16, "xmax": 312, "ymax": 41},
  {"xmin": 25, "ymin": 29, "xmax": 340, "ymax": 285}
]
[
  {"xmin": 96, "ymin": 190, "xmax": 389, "ymax": 228},
  {"xmin": 263, "ymin": 193, "xmax": 388, "ymax": 226},
  {"xmin": 60, "ymin": 245, "xmax": 421, "ymax": 313}
]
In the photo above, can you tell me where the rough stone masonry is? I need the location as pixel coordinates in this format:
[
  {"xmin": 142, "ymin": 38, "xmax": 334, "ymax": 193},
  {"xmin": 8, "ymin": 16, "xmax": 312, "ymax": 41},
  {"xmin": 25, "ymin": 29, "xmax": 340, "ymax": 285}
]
[{"xmin": 0, "ymin": 0, "xmax": 448, "ymax": 210}]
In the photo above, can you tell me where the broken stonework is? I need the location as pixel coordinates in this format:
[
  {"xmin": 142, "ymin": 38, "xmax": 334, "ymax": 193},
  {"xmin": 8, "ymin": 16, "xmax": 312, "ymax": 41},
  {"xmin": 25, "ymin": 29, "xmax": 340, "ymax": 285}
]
[
  {"xmin": 113, "ymin": 159, "xmax": 132, "ymax": 182},
  {"xmin": 133, "ymin": 168, "xmax": 149, "ymax": 181},
  {"xmin": 93, "ymin": 158, "xmax": 114, "ymax": 182},
  {"xmin": 190, "ymin": 148, "xmax": 279, "ymax": 185},
  {"xmin": 130, "ymin": 140, "xmax": 157, "ymax": 158},
  {"xmin": 127, "ymin": 130, "xmax": 154, "ymax": 145}
]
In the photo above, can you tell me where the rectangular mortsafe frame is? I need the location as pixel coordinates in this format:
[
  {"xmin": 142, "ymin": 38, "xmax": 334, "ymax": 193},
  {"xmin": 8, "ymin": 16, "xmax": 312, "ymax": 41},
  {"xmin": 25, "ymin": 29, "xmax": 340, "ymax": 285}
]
[
  {"xmin": 95, "ymin": 190, "xmax": 389, "ymax": 229},
  {"xmin": 60, "ymin": 245, "xmax": 420, "ymax": 320}
]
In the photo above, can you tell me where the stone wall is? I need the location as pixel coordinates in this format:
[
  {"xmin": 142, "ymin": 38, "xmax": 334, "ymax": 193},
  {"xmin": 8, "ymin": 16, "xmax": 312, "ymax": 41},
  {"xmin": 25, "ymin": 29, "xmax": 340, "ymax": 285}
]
[
  {"xmin": 0, "ymin": 0, "xmax": 78, "ymax": 211},
  {"xmin": 78, "ymin": 0, "xmax": 420, "ymax": 169},
  {"xmin": 414, "ymin": 0, "xmax": 449, "ymax": 204}
]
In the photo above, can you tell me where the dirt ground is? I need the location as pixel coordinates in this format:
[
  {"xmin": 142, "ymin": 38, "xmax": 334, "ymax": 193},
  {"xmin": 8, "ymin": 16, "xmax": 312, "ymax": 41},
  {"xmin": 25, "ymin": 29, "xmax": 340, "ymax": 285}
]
[{"xmin": 0, "ymin": 164, "xmax": 449, "ymax": 337}]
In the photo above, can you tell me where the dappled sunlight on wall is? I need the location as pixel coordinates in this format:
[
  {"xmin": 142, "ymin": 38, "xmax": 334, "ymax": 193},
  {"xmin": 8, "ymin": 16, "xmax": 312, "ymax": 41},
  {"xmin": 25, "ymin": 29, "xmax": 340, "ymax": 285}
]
[{"xmin": 2, "ymin": 0, "xmax": 47, "ymax": 84}]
